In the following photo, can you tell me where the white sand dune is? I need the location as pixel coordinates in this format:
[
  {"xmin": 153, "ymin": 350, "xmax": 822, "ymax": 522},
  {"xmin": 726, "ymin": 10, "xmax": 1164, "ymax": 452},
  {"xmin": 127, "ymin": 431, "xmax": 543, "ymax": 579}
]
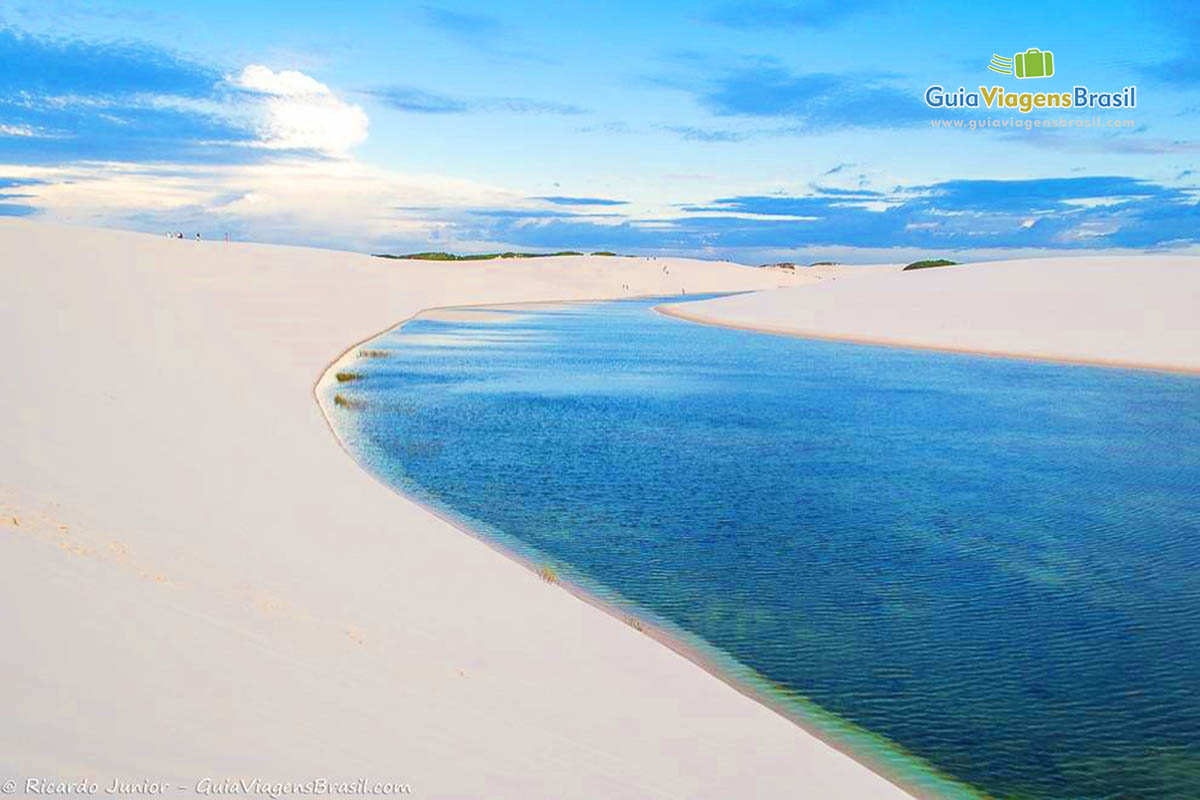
[
  {"xmin": 660, "ymin": 257, "xmax": 1200, "ymax": 373},
  {"xmin": 0, "ymin": 220, "xmax": 910, "ymax": 798}
]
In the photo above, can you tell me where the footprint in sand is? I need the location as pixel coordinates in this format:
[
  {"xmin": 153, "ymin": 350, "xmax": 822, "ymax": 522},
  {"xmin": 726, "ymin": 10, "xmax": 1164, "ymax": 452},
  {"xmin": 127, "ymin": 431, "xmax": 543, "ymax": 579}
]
[
  {"xmin": 6, "ymin": 501, "xmax": 171, "ymax": 586},
  {"xmin": 58, "ymin": 541, "xmax": 95, "ymax": 558},
  {"xmin": 251, "ymin": 590, "xmax": 288, "ymax": 617}
]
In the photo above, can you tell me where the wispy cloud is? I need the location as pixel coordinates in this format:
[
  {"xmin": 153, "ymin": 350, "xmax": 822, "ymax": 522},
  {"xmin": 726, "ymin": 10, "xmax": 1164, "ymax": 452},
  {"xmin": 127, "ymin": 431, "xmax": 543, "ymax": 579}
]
[
  {"xmin": 806, "ymin": 184, "xmax": 883, "ymax": 197},
  {"xmin": 367, "ymin": 86, "xmax": 582, "ymax": 115},
  {"xmin": 0, "ymin": 29, "xmax": 218, "ymax": 98},
  {"xmin": 0, "ymin": 175, "xmax": 43, "ymax": 216},
  {"xmin": 467, "ymin": 207, "xmax": 622, "ymax": 219},
  {"xmin": 365, "ymin": 87, "xmax": 468, "ymax": 113},
  {"xmin": 462, "ymin": 176, "xmax": 1200, "ymax": 254},
  {"xmin": 655, "ymin": 55, "xmax": 927, "ymax": 132},
  {"xmin": 0, "ymin": 29, "xmax": 252, "ymax": 162},
  {"xmin": 0, "ymin": 177, "xmax": 44, "ymax": 188},
  {"xmin": 1009, "ymin": 126, "xmax": 1200, "ymax": 155},
  {"xmin": 699, "ymin": 63, "xmax": 927, "ymax": 129},
  {"xmin": 663, "ymin": 125, "xmax": 750, "ymax": 142},
  {"xmin": 908, "ymin": 176, "xmax": 1187, "ymax": 213},
  {"xmin": 489, "ymin": 97, "xmax": 582, "ymax": 114},
  {"xmin": 710, "ymin": 0, "xmax": 886, "ymax": 30},
  {"xmin": 0, "ymin": 0, "xmax": 165, "ymax": 28},
  {"xmin": 530, "ymin": 196, "xmax": 629, "ymax": 206},
  {"xmin": 1141, "ymin": 0, "xmax": 1200, "ymax": 86},
  {"xmin": 576, "ymin": 121, "xmax": 634, "ymax": 135},
  {"xmin": 418, "ymin": 4, "xmax": 553, "ymax": 65},
  {"xmin": 421, "ymin": 5, "xmax": 508, "ymax": 39}
]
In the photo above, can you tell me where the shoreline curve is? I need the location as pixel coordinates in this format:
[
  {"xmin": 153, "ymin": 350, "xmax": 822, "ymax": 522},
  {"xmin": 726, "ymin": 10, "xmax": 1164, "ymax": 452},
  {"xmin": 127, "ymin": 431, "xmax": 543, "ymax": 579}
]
[
  {"xmin": 655, "ymin": 302, "xmax": 1200, "ymax": 377},
  {"xmin": 312, "ymin": 298, "xmax": 978, "ymax": 800}
]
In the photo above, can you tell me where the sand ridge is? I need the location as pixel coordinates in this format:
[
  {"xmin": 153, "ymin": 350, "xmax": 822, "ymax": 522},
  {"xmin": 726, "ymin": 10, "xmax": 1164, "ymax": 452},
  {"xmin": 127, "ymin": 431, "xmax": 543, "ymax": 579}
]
[{"xmin": 660, "ymin": 257, "xmax": 1200, "ymax": 374}]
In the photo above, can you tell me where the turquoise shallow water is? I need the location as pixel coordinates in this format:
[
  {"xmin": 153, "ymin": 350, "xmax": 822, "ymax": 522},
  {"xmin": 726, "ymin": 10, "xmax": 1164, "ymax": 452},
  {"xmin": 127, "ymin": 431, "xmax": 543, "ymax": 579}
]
[{"xmin": 324, "ymin": 296, "xmax": 1200, "ymax": 800}]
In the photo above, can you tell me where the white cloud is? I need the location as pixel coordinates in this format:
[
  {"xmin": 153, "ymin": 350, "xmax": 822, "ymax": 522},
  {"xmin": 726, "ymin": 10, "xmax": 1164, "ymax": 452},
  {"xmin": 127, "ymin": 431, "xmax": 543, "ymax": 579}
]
[
  {"xmin": 227, "ymin": 65, "xmax": 368, "ymax": 156},
  {"xmin": 0, "ymin": 61, "xmax": 527, "ymax": 251},
  {"xmin": 0, "ymin": 158, "xmax": 518, "ymax": 251},
  {"xmin": 0, "ymin": 124, "xmax": 37, "ymax": 137}
]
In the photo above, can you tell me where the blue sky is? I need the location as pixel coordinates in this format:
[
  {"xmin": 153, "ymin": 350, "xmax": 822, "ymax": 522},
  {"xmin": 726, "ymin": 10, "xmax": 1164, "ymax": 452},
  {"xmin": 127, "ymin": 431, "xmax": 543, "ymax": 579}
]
[{"xmin": 0, "ymin": 0, "xmax": 1196, "ymax": 261}]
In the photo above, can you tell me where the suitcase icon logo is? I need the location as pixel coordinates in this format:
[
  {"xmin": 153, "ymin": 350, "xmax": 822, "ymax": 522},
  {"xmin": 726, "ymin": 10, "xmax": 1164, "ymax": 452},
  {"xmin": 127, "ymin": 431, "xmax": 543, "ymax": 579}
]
[{"xmin": 988, "ymin": 48, "xmax": 1055, "ymax": 79}]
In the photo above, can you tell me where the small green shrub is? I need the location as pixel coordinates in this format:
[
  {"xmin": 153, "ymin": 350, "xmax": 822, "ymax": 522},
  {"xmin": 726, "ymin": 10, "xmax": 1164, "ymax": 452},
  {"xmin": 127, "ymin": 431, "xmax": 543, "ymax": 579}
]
[
  {"xmin": 538, "ymin": 565, "xmax": 559, "ymax": 584},
  {"xmin": 333, "ymin": 394, "xmax": 366, "ymax": 410},
  {"xmin": 335, "ymin": 371, "xmax": 362, "ymax": 382},
  {"xmin": 902, "ymin": 259, "xmax": 958, "ymax": 271}
]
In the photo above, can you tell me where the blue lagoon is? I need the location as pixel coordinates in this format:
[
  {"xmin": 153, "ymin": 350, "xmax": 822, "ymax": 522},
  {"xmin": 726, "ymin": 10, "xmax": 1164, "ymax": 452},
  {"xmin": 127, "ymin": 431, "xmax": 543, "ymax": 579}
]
[{"xmin": 323, "ymin": 296, "xmax": 1200, "ymax": 800}]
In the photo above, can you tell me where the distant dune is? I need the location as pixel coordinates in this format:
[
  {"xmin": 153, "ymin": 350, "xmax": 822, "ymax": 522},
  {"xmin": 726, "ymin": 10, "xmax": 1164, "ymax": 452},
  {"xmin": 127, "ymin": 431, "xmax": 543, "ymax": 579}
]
[{"xmin": 660, "ymin": 257, "xmax": 1200, "ymax": 373}]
